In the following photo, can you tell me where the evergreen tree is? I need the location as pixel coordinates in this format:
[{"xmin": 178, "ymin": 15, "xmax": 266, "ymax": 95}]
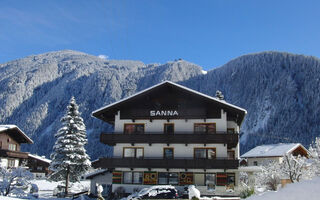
[{"xmin": 49, "ymin": 97, "xmax": 91, "ymax": 186}]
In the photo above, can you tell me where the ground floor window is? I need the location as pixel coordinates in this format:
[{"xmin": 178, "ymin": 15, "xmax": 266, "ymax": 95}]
[
  {"xmin": 158, "ymin": 172, "xmax": 179, "ymax": 185},
  {"xmin": 205, "ymin": 173, "xmax": 216, "ymax": 190},
  {"xmin": 112, "ymin": 171, "xmax": 235, "ymax": 187},
  {"xmin": 123, "ymin": 172, "xmax": 143, "ymax": 184}
]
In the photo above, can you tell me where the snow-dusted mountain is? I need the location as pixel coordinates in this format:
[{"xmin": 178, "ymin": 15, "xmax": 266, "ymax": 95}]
[
  {"xmin": 182, "ymin": 52, "xmax": 320, "ymax": 153},
  {"xmin": 1, "ymin": 50, "xmax": 320, "ymax": 159},
  {"xmin": 0, "ymin": 50, "xmax": 203, "ymax": 159}
]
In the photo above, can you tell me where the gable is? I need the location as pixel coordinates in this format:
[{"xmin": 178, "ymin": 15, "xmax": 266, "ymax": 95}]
[{"xmin": 92, "ymin": 81, "xmax": 247, "ymax": 125}]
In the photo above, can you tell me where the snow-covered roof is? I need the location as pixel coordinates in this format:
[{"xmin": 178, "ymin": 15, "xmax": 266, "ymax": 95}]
[
  {"xmin": 241, "ymin": 143, "xmax": 308, "ymax": 158},
  {"xmin": 28, "ymin": 154, "xmax": 51, "ymax": 163},
  {"xmin": 0, "ymin": 125, "xmax": 33, "ymax": 144},
  {"xmin": 84, "ymin": 169, "xmax": 109, "ymax": 179},
  {"xmin": 93, "ymin": 81, "xmax": 247, "ymax": 114}
]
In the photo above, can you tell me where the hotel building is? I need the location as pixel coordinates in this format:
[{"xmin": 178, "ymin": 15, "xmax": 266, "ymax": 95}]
[{"xmin": 92, "ymin": 81, "xmax": 247, "ymax": 196}]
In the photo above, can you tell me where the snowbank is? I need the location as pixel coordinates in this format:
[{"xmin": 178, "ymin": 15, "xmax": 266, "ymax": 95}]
[{"xmin": 247, "ymin": 177, "xmax": 320, "ymax": 200}]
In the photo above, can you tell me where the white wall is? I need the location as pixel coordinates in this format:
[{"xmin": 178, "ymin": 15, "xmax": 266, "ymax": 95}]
[
  {"xmin": 114, "ymin": 110, "xmax": 228, "ymax": 133},
  {"xmin": 114, "ymin": 143, "xmax": 231, "ymax": 159}
]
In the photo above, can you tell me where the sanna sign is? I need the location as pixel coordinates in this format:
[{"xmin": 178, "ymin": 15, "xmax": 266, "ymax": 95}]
[{"xmin": 150, "ymin": 110, "xmax": 179, "ymax": 117}]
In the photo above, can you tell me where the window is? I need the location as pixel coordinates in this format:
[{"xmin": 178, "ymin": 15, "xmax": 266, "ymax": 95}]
[
  {"xmin": 163, "ymin": 148, "xmax": 174, "ymax": 159},
  {"xmin": 123, "ymin": 147, "xmax": 144, "ymax": 158},
  {"xmin": 227, "ymin": 150, "xmax": 235, "ymax": 160},
  {"xmin": 194, "ymin": 173, "xmax": 205, "ymax": 186},
  {"xmin": 227, "ymin": 128, "xmax": 235, "ymax": 134},
  {"xmin": 8, "ymin": 144, "xmax": 17, "ymax": 151},
  {"xmin": 194, "ymin": 123, "xmax": 216, "ymax": 134},
  {"xmin": 123, "ymin": 172, "xmax": 133, "ymax": 184},
  {"xmin": 227, "ymin": 173, "xmax": 235, "ymax": 186},
  {"xmin": 216, "ymin": 173, "xmax": 235, "ymax": 186},
  {"xmin": 205, "ymin": 174, "xmax": 216, "ymax": 190},
  {"xmin": 123, "ymin": 172, "xmax": 143, "ymax": 184},
  {"xmin": 133, "ymin": 172, "xmax": 143, "ymax": 184},
  {"xmin": 158, "ymin": 172, "xmax": 179, "ymax": 185},
  {"xmin": 164, "ymin": 123, "xmax": 174, "ymax": 134},
  {"xmin": 194, "ymin": 148, "xmax": 216, "ymax": 159},
  {"xmin": 124, "ymin": 124, "xmax": 145, "ymax": 134},
  {"xmin": 37, "ymin": 166, "xmax": 43, "ymax": 171},
  {"xmin": 8, "ymin": 159, "xmax": 15, "ymax": 168},
  {"xmin": 253, "ymin": 161, "xmax": 258, "ymax": 166}
]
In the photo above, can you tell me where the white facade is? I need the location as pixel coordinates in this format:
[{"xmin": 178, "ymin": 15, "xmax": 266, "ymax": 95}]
[
  {"xmin": 0, "ymin": 158, "xmax": 19, "ymax": 168},
  {"xmin": 114, "ymin": 110, "xmax": 239, "ymax": 134}
]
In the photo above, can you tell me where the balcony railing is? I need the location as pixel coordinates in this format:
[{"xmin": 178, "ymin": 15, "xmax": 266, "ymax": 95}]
[
  {"xmin": 100, "ymin": 132, "xmax": 239, "ymax": 148},
  {"xmin": 92, "ymin": 157, "xmax": 239, "ymax": 169},
  {"xmin": 0, "ymin": 149, "xmax": 28, "ymax": 159}
]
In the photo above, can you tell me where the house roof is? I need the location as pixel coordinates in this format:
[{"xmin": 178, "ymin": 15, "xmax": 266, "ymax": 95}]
[
  {"xmin": 241, "ymin": 143, "xmax": 308, "ymax": 158},
  {"xmin": 28, "ymin": 154, "xmax": 51, "ymax": 163},
  {"xmin": 0, "ymin": 125, "xmax": 33, "ymax": 144},
  {"xmin": 92, "ymin": 81, "xmax": 247, "ymax": 125},
  {"xmin": 84, "ymin": 169, "xmax": 110, "ymax": 179}
]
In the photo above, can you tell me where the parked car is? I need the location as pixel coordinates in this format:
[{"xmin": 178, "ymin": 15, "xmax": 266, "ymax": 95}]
[{"xmin": 127, "ymin": 185, "xmax": 179, "ymax": 200}]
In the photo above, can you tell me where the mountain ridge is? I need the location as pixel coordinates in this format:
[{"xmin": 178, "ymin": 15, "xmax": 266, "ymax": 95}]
[{"xmin": 1, "ymin": 50, "xmax": 319, "ymax": 159}]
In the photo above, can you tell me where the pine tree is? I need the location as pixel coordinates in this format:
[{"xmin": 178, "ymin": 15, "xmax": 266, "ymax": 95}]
[{"xmin": 49, "ymin": 97, "xmax": 91, "ymax": 187}]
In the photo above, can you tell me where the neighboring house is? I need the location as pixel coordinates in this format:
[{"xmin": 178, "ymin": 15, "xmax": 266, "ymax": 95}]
[
  {"xmin": 0, "ymin": 125, "xmax": 33, "ymax": 168},
  {"xmin": 27, "ymin": 154, "xmax": 51, "ymax": 178},
  {"xmin": 241, "ymin": 143, "xmax": 309, "ymax": 166},
  {"xmin": 91, "ymin": 81, "xmax": 247, "ymax": 196},
  {"xmin": 85, "ymin": 169, "xmax": 112, "ymax": 197}
]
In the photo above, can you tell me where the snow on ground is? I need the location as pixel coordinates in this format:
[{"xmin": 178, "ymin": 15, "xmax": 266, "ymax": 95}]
[
  {"xmin": 32, "ymin": 179, "xmax": 90, "ymax": 199},
  {"xmin": 247, "ymin": 177, "xmax": 320, "ymax": 200}
]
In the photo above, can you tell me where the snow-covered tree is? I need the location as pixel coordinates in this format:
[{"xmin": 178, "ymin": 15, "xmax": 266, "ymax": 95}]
[
  {"xmin": 0, "ymin": 167, "xmax": 33, "ymax": 197},
  {"xmin": 255, "ymin": 160, "xmax": 281, "ymax": 191},
  {"xmin": 49, "ymin": 97, "xmax": 91, "ymax": 193},
  {"xmin": 309, "ymin": 137, "xmax": 320, "ymax": 174}
]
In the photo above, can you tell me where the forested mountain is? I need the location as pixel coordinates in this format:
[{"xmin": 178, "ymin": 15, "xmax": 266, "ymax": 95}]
[
  {"xmin": 182, "ymin": 52, "xmax": 320, "ymax": 153},
  {"xmin": 1, "ymin": 50, "xmax": 319, "ymax": 159}
]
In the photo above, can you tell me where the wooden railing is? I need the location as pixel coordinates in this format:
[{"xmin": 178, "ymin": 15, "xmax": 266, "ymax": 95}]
[
  {"xmin": 93, "ymin": 157, "xmax": 239, "ymax": 169},
  {"xmin": 100, "ymin": 132, "xmax": 239, "ymax": 148}
]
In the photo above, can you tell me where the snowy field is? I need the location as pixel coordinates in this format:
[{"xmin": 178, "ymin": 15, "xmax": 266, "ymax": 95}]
[
  {"xmin": 247, "ymin": 177, "xmax": 320, "ymax": 200},
  {"xmin": 0, "ymin": 179, "xmax": 90, "ymax": 200}
]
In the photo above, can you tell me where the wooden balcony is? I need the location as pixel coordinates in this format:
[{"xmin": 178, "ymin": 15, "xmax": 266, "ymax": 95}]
[
  {"xmin": 93, "ymin": 157, "xmax": 239, "ymax": 169},
  {"xmin": 0, "ymin": 149, "xmax": 28, "ymax": 159},
  {"xmin": 100, "ymin": 132, "xmax": 239, "ymax": 148}
]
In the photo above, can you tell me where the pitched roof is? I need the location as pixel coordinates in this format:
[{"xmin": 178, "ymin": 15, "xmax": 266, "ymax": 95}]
[
  {"xmin": 241, "ymin": 143, "xmax": 308, "ymax": 158},
  {"xmin": 0, "ymin": 125, "xmax": 33, "ymax": 144},
  {"xmin": 84, "ymin": 169, "xmax": 110, "ymax": 179},
  {"xmin": 28, "ymin": 154, "xmax": 51, "ymax": 163},
  {"xmin": 92, "ymin": 81, "xmax": 247, "ymax": 124}
]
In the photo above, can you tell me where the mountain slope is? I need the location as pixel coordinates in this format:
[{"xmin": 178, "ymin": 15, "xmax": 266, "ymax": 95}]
[
  {"xmin": 1, "ymin": 50, "xmax": 320, "ymax": 158},
  {"xmin": 182, "ymin": 52, "xmax": 320, "ymax": 153},
  {"xmin": 0, "ymin": 50, "xmax": 204, "ymax": 159}
]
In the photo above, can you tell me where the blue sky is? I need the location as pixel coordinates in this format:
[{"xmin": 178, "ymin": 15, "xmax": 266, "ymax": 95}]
[{"xmin": 1, "ymin": 0, "xmax": 320, "ymax": 70}]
